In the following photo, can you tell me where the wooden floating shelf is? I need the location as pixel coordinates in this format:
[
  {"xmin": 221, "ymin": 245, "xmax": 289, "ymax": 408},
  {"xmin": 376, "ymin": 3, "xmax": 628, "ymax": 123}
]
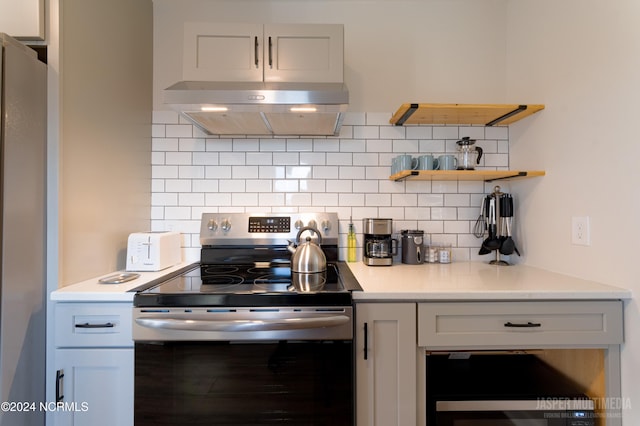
[
  {"xmin": 390, "ymin": 103, "xmax": 545, "ymax": 127},
  {"xmin": 390, "ymin": 170, "xmax": 546, "ymax": 182}
]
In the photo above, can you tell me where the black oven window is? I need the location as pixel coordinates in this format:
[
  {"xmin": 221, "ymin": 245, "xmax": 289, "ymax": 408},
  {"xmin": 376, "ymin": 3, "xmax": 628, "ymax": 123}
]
[{"xmin": 135, "ymin": 340, "xmax": 353, "ymax": 425}]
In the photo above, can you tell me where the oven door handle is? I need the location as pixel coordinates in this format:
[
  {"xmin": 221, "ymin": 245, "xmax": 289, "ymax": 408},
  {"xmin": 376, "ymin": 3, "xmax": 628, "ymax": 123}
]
[{"xmin": 135, "ymin": 315, "xmax": 350, "ymax": 332}]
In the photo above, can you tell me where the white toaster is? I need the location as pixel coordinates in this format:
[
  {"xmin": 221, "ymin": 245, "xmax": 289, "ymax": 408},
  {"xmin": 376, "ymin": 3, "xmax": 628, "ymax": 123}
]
[{"xmin": 126, "ymin": 231, "xmax": 181, "ymax": 271}]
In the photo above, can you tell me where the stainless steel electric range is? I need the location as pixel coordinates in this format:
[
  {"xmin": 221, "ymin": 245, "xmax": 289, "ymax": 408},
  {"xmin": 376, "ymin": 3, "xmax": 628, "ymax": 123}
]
[{"xmin": 132, "ymin": 212, "xmax": 361, "ymax": 426}]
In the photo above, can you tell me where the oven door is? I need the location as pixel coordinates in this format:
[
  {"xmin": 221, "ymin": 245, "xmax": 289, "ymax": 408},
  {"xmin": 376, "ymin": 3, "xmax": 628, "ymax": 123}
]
[
  {"xmin": 133, "ymin": 307, "xmax": 354, "ymax": 425},
  {"xmin": 433, "ymin": 400, "xmax": 595, "ymax": 426}
]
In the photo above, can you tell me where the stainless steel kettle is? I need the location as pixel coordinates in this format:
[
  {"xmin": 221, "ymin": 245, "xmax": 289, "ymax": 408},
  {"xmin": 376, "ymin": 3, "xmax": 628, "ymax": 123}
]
[{"xmin": 287, "ymin": 226, "xmax": 327, "ymax": 273}]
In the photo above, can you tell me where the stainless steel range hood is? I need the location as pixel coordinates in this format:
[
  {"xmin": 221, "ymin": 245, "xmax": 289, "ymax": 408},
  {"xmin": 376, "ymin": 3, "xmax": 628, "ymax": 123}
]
[{"xmin": 164, "ymin": 81, "xmax": 349, "ymax": 136}]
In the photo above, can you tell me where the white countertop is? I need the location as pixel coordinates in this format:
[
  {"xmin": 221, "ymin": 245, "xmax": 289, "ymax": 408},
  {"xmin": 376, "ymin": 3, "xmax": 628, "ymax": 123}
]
[
  {"xmin": 50, "ymin": 262, "xmax": 197, "ymax": 302},
  {"xmin": 347, "ymin": 261, "xmax": 632, "ymax": 301},
  {"xmin": 51, "ymin": 261, "xmax": 632, "ymax": 303}
]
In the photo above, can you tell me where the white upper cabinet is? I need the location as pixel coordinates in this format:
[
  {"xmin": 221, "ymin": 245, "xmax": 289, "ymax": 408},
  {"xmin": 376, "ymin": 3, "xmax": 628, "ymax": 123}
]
[
  {"xmin": 183, "ymin": 23, "xmax": 344, "ymax": 83},
  {"xmin": 0, "ymin": 0, "xmax": 45, "ymax": 40}
]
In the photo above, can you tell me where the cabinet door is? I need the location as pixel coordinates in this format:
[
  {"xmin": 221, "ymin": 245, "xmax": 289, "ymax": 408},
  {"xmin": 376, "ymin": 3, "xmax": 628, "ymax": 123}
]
[
  {"xmin": 355, "ymin": 303, "xmax": 417, "ymax": 426},
  {"xmin": 264, "ymin": 24, "xmax": 344, "ymax": 83},
  {"xmin": 183, "ymin": 22, "xmax": 263, "ymax": 81},
  {"xmin": 0, "ymin": 0, "xmax": 45, "ymax": 40},
  {"xmin": 53, "ymin": 349, "xmax": 134, "ymax": 426}
]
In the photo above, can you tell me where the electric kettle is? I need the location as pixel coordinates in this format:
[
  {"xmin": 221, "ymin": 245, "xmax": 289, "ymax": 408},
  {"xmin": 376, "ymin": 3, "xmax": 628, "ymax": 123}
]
[{"xmin": 456, "ymin": 137, "xmax": 483, "ymax": 170}]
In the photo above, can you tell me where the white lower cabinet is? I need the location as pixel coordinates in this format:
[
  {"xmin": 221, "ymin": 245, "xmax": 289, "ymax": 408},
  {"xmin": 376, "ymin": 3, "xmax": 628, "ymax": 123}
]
[
  {"xmin": 355, "ymin": 303, "xmax": 417, "ymax": 426},
  {"xmin": 53, "ymin": 302, "xmax": 134, "ymax": 426}
]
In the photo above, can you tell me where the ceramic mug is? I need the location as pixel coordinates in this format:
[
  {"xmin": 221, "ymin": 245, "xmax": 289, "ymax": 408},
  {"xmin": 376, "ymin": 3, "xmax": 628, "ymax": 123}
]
[
  {"xmin": 391, "ymin": 156, "xmax": 400, "ymax": 175},
  {"xmin": 418, "ymin": 154, "xmax": 438, "ymax": 170},
  {"xmin": 397, "ymin": 154, "xmax": 418, "ymax": 172},
  {"xmin": 437, "ymin": 154, "xmax": 458, "ymax": 170}
]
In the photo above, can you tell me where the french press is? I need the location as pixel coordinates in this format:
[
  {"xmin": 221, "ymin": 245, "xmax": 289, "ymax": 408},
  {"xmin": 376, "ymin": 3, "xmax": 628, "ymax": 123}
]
[{"xmin": 456, "ymin": 137, "xmax": 483, "ymax": 170}]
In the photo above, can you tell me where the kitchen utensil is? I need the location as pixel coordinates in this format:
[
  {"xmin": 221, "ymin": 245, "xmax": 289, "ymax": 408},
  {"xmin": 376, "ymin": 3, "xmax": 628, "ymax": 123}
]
[
  {"xmin": 473, "ymin": 196, "xmax": 488, "ymax": 238},
  {"xmin": 482, "ymin": 197, "xmax": 501, "ymax": 251},
  {"xmin": 478, "ymin": 196, "xmax": 492, "ymax": 254},
  {"xmin": 287, "ymin": 226, "xmax": 327, "ymax": 273},
  {"xmin": 456, "ymin": 136, "xmax": 483, "ymax": 170},
  {"xmin": 499, "ymin": 194, "xmax": 515, "ymax": 255}
]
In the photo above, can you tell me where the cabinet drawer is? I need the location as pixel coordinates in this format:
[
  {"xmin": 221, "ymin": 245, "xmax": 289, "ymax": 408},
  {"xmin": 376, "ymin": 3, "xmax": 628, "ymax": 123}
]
[
  {"xmin": 418, "ymin": 301, "xmax": 623, "ymax": 349},
  {"xmin": 55, "ymin": 303, "xmax": 133, "ymax": 348}
]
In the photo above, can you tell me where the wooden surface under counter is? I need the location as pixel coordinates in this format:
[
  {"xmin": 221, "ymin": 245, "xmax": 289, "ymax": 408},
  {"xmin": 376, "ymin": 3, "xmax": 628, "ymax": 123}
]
[{"xmin": 347, "ymin": 261, "xmax": 632, "ymax": 301}]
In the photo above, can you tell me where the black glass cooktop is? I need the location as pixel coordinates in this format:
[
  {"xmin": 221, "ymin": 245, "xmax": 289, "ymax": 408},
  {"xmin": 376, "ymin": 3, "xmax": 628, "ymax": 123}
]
[{"xmin": 134, "ymin": 262, "xmax": 361, "ymax": 308}]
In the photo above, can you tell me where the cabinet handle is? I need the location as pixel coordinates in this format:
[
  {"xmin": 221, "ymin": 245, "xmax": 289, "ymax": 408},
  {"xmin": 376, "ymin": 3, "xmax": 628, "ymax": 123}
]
[
  {"xmin": 56, "ymin": 370, "xmax": 64, "ymax": 402},
  {"xmin": 254, "ymin": 36, "xmax": 259, "ymax": 68},
  {"xmin": 363, "ymin": 322, "xmax": 368, "ymax": 360},
  {"xmin": 504, "ymin": 321, "xmax": 542, "ymax": 328},
  {"xmin": 75, "ymin": 322, "xmax": 115, "ymax": 329},
  {"xmin": 268, "ymin": 36, "xmax": 273, "ymax": 68}
]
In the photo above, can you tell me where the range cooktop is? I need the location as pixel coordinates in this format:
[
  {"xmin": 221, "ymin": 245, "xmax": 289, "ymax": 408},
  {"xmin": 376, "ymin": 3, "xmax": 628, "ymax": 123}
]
[{"xmin": 134, "ymin": 262, "xmax": 361, "ymax": 308}]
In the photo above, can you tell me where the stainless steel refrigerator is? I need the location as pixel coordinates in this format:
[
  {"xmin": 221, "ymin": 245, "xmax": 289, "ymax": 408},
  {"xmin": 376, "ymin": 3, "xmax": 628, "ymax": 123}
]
[{"xmin": 0, "ymin": 33, "xmax": 47, "ymax": 426}]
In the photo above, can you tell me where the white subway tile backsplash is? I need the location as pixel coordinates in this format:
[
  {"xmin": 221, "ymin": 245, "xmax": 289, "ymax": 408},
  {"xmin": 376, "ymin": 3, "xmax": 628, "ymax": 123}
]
[
  {"xmin": 207, "ymin": 139, "xmax": 233, "ymax": 151},
  {"xmin": 287, "ymin": 139, "xmax": 314, "ymax": 152},
  {"xmin": 166, "ymin": 125, "xmax": 193, "ymax": 138},
  {"xmin": 260, "ymin": 166, "xmax": 285, "ymax": 179},
  {"xmin": 151, "ymin": 112, "xmax": 513, "ymax": 261},
  {"xmin": 193, "ymin": 152, "xmax": 219, "ymax": 165},
  {"xmin": 179, "ymin": 193, "xmax": 205, "ymax": 206},
  {"xmin": 166, "ymin": 179, "xmax": 192, "ymax": 193},
  {"xmin": 179, "ymin": 166, "xmax": 205, "ymax": 179},
  {"xmin": 380, "ymin": 126, "xmax": 406, "ymax": 140},
  {"xmin": 166, "ymin": 152, "xmax": 193, "ymax": 165},
  {"xmin": 153, "ymin": 138, "xmax": 179, "ymax": 151},
  {"xmin": 220, "ymin": 152, "xmax": 246, "ymax": 165},
  {"xmin": 205, "ymin": 166, "xmax": 232, "ymax": 179},
  {"xmin": 193, "ymin": 179, "xmax": 218, "ymax": 193},
  {"xmin": 326, "ymin": 179, "xmax": 352, "ymax": 193},
  {"xmin": 485, "ymin": 126, "xmax": 509, "ymax": 140},
  {"xmin": 179, "ymin": 138, "xmax": 206, "ymax": 151},
  {"xmin": 353, "ymin": 126, "xmax": 379, "ymax": 140},
  {"xmin": 232, "ymin": 166, "xmax": 259, "ymax": 179},
  {"xmin": 233, "ymin": 139, "xmax": 260, "ymax": 151},
  {"xmin": 405, "ymin": 126, "xmax": 433, "ymax": 140}
]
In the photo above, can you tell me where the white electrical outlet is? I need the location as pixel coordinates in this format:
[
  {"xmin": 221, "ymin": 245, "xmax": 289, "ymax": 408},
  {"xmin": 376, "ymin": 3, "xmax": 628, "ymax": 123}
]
[{"xmin": 571, "ymin": 216, "xmax": 590, "ymax": 246}]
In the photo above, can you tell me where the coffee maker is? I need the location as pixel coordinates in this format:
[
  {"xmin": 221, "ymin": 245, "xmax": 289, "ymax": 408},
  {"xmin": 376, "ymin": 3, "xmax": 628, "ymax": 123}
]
[{"xmin": 363, "ymin": 218, "xmax": 397, "ymax": 266}]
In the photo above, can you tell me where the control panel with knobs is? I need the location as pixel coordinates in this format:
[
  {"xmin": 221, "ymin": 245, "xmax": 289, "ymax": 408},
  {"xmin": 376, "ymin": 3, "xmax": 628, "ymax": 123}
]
[{"xmin": 199, "ymin": 212, "xmax": 339, "ymax": 246}]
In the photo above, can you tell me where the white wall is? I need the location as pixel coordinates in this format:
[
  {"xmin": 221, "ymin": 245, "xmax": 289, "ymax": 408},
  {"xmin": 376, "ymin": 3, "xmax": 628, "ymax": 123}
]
[
  {"xmin": 58, "ymin": 0, "xmax": 153, "ymax": 285},
  {"xmin": 505, "ymin": 1, "xmax": 640, "ymax": 423}
]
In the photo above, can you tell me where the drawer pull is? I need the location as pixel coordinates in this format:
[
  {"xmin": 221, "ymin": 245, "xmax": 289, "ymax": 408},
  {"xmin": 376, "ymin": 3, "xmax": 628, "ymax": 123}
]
[
  {"xmin": 75, "ymin": 322, "xmax": 115, "ymax": 329},
  {"xmin": 504, "ymin": 321, "xmax": 541, "ymax": 328},
  {"xmin": 56, "ymin": 370, "xmax": 64, "ymax": 402}
]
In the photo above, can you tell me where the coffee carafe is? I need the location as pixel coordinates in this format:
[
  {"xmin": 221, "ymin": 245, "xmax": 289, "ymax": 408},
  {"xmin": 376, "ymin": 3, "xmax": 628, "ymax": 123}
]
[
  {"xmin": 363, "ymin": 218, "xmax": 397, "ymax": 266},
  {"xmin": 456, "ymin": 137, "xmax": 483, "ymax": 170}
]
